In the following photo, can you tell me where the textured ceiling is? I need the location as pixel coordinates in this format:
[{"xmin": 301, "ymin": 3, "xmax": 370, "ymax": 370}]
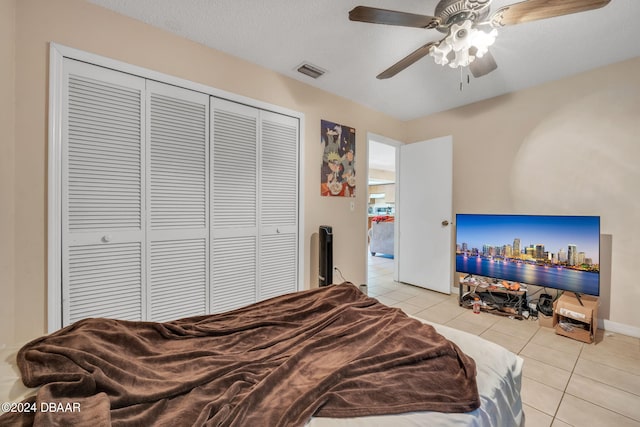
[{"xmin": 87, "ymin": 0, "xmax": 640, "ymax": 121}]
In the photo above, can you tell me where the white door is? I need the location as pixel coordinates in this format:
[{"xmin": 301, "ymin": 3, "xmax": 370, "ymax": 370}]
[
  {"xmin": 258, "ymin": 111, "xmax": 299, "ymax": 300},
  {"xmin": 145, "ymin": 81, "xmax": 210, "ymax": 322},
  {"xmin": 210, "ymin": 98, "xmax": 260, "ymax": 313},
  {"xmin": 61, "ymin": 60, "xmax": 147, "ymax": 325},
  {"xmin": 397, "ymin": 136, "xmax": 452, "ymax": 294}
]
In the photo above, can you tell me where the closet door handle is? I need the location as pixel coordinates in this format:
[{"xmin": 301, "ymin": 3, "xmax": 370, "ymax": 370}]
[{"xmin": 102, "ymin": 235, "xmax": 112, "ymax": 243}]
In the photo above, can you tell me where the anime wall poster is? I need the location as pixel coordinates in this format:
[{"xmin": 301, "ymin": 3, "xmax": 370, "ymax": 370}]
[{"xmin": 320, "ymin": 120, "xmax": 356, "ymax": 197}]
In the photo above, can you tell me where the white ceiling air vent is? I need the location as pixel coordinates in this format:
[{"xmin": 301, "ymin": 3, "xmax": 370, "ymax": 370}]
[{"xmin": 296, "ymin": 62, "xmax": 326, "ymax": 79}]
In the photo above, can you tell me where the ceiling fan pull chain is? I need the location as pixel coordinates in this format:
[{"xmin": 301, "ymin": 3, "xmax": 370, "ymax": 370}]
[{"xmin": 459, "ymin": 67, "xmax": 472, "ymax": 92}]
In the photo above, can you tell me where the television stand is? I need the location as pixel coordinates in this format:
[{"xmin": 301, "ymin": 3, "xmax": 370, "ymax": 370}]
[
  {"xmin": 459, "ymin": 275, "xmax": 527, "ymax": 319},
  {"xmin": 573, "ymin": 292, "xmax": 584, "ymax": 306}
]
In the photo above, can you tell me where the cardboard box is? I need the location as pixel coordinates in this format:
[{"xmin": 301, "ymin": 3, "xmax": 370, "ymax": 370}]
[
  {"xmin": 553, "ymin": 293, "xmax": 598, "ymax": 343},
  {"xmin": 538, "ymin": 311, "xmax": 555, "ymax": 328},
  {"xmin": 538, "ymin": 299, "xmax": 557, "ymax": 328}
]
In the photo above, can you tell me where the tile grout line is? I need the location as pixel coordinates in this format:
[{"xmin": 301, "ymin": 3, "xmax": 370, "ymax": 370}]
[
  {"xmin": 514, "ymin": 321, "xmax": 565, "ymax": 424},
  {"xmin": 550, "ymin": 343, "xmax": 584, "ymax": 426}
]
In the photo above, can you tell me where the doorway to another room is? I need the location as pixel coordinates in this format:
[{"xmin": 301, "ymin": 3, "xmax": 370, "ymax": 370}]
[
  {"xmin": 367, "ymin": 136, "xmax": 399, "ymax": 287},
  {"xmin": 366, "ymin": 133, "xmax": 453, "ymax": 295}
]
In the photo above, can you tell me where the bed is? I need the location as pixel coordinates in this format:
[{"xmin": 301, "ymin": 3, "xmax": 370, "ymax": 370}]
[
  {"xmin": 307, "ymin": 320, "xmax": 524, "ymax": 427},
  {"xmin": 0, "ymin": 283, "xmax": 523, "ymax": 426}
]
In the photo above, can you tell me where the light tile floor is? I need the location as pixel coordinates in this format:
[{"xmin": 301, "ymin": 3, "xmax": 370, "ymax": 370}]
[{"xmin": 367, "ymin": 254, "xmax": 640, "ymax": 427}]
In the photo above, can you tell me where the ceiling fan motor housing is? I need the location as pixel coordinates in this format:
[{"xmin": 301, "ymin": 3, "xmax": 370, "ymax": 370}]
[{"xmin": 434, "ymin": 0, "xmax": 491, "ymax": 32}]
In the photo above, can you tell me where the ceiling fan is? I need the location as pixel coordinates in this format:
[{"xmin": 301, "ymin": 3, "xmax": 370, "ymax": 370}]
[{"xmin": 349, "ymin": 0, "xmax": 611, "ymax": 79}]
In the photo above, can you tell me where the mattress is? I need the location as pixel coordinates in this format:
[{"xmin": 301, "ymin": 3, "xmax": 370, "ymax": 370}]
[{"xmin": 307, "ymin": 319, "xmax": 525, "ymax": 427}]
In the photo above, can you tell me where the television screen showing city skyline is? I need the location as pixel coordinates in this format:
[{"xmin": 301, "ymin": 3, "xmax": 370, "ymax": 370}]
[{"xmin": 455, "ymin": 214, "xmax": 600, "ymax": 296}]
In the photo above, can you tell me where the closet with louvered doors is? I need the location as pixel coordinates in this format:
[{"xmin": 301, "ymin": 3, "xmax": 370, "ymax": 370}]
[{"xmin": 58, "ymin": 57, "xmax": 299, "ymax": 327}]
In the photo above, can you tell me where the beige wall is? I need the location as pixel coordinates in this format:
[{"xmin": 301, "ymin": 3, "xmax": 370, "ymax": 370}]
[
  {"xmin": 0, "ymin": 0, "xmax": 17, "ymax": 346},
  {"xmin": 5, "ymin": 0, "xmax": 405, "ymax": 344},
  {"xmin": 406, "ymin": 56, "xmax": 640, "ymax": 332}
]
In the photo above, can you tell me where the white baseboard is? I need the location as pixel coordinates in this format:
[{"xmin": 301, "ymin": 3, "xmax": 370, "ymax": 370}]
[{"xmin": 599, "ymin": 319, "xmax": 640, "ymax": 338}]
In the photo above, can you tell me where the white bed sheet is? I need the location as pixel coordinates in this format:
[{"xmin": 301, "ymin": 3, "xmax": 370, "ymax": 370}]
[{"xmin": 307, "ymin": 318, "xmax": 524, "ymax": 427}]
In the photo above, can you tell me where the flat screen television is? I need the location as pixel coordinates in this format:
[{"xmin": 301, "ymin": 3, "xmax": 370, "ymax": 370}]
[{"xmin": 455, "ymin": 214, "xmax": 600, "ymax": 296}]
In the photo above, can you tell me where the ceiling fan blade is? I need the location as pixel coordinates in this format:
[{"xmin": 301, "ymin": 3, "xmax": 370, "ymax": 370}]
[
  {"xmin": 349, "ymin": 6, "xmax": 440, "ymax": 29},
  {"xmin": 491, "ymin": 0, "xmax": 611, "ymax": 26},
  {"xmin": 376, "ymin": 41, "xmax": 438, "ymax": 80},
  {"xmin": 469, "ymin": 51, "xmax": 498, "ymax": 78}
]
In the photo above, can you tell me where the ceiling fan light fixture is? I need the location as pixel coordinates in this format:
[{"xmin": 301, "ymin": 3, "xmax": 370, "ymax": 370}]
[
  {"xmin": 471, "ymin": 27, "xmax": 498, "ymax": 58},
  {"xmin": 429, "ymin": 20, "xmax": 497, "ymax": 68}
]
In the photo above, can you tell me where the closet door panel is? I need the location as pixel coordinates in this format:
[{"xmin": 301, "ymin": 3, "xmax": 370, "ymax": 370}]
[
  {"xmin": 210, "ymin": 99, "xmax": 259, "ymax": 312},
  {"xmin": 258, "ymin": 111, "xmax": 299, "ymax": 299},
  {"xmin": 211, "ymin": 100, "xmax": 258, "ymax": 230},
  {"xmin": 66, "ymin": 242, "xmax": 143, "ymax": 324},
  {"xmin": 62, "ymin": 60, "xmax": 146, "ymax": 326},
  {"xmin": 146, "ymin": 81, "xmax": 209, "ymax": 322},
  {"xmin": 211, "ymin": 236, "xmax": 257, "ymax": 313},
  {"xmin": 259, "ymin": 233, "xmax": 298, "ymax": 300},
  {"xmin": 260, "ymin": 113, "xmax": 299, "ymax": 229},
  {"xmin": 148, "ymin": 85, "xmax": 208, "ymax": 230},
  {"xmin": 148, "ymin": 238, "xmax": 207, "ymax": 322}
]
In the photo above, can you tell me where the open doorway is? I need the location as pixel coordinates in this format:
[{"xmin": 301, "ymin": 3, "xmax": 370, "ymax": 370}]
[
  {"xmin": 366, "ymin": 134, "xmax": 401, "ymax": 286},
  {"xmin": 365, "ymin": 133, "xmax": 453, "ymax": 293}
]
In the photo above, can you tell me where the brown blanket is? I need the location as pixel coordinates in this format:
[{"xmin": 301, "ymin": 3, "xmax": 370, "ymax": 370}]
[{"xmin": 3, "ymin": 283, "xmax": 479, "ymax": 426}]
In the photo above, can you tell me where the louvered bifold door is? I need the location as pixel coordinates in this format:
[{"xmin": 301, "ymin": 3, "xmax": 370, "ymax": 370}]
[
  {"xmin": 61, "ymin": 60, "xmax": 146, "ymax": 326},
  {"xmin": 146, "ymin": 81, "xmax": 209, "ymax": 322},
  {"xmin": 259, "ymin": 111, "xmax": 300, "ymax": 300},
  {"xmin": 210, "ymin": 98, "xmax": 259, "ymax": 313}
]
